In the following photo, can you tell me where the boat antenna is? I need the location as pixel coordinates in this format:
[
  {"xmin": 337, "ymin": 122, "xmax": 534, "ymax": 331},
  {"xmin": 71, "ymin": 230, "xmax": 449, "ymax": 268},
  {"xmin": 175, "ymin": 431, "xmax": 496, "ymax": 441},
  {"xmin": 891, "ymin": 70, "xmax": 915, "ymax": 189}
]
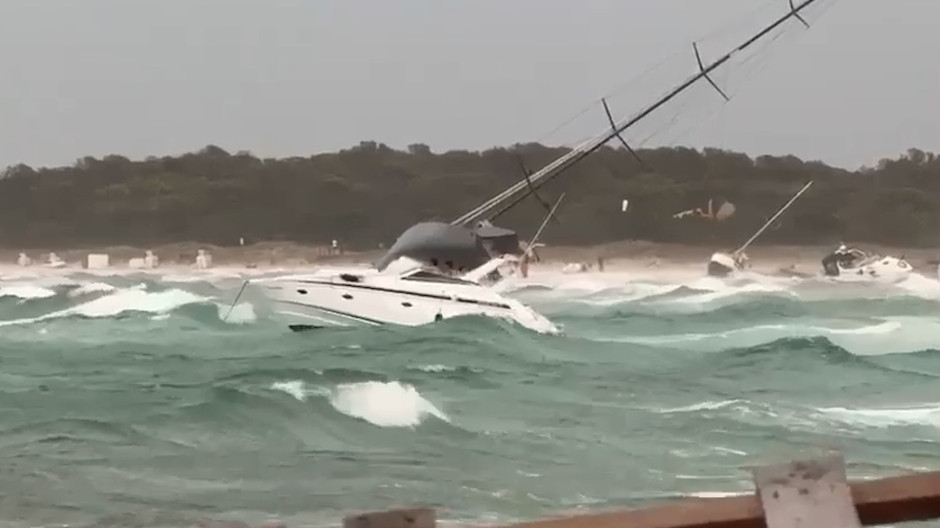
[
  {"xmin": 735, "ymin": 180, "xmax": 814, "ymax": 255},
  {"xmin": 451, "ymin": 0, "xmax": 826, "ymax": 228}
]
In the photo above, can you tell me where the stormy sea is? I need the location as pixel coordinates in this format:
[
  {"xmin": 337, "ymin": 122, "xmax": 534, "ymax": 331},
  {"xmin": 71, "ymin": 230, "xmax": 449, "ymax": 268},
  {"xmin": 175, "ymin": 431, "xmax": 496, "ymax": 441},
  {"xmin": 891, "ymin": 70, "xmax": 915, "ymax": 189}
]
[{"xmin": 1, "ymin": 265, "xmax": 939, "ymax": 528}]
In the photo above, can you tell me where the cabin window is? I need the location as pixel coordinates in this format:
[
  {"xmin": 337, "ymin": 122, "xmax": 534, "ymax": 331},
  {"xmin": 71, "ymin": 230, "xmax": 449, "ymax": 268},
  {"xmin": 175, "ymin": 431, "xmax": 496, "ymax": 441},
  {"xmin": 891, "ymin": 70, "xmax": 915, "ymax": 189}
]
[
  {"xmin": 340, "ymin": 273, "xmax": 361, "ymax": 282},
  {"xmin": 342, "ymin": 293, "xmax": 353, "ymax": 300},
  {"xmin": 297, "ymin": 289, "xmax": 308, "ymax": 295},
  {"xmin": 402, "ymin": 302, "xmax": 413, "ymax": 308}
]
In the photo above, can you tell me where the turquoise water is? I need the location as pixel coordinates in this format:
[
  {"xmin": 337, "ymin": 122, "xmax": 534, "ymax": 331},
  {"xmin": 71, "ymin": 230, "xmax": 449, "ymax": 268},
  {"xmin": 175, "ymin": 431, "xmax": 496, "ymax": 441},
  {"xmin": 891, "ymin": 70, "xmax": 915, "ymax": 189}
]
[{"xmin": 1, "ymin": 268, "xmax": 939, "ymax": 528}]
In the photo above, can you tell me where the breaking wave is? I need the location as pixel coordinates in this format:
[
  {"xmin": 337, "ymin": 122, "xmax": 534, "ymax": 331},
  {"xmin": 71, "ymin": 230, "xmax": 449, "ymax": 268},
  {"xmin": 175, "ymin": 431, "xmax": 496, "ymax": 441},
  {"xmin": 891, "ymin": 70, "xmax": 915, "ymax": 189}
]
[{"xmin": 0, "ymin": 265, "xmax": 939, "ymax": 526}]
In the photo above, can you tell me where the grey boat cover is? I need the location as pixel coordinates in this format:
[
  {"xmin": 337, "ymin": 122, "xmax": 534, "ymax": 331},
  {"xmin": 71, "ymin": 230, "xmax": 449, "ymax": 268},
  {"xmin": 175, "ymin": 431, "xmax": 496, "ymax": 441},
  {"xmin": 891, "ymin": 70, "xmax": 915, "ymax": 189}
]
[
  {"xmin": 374, "ymin": 221, "xmax": 523, "ymax": 272},
  {"xmin": 473, "ymin": 224, "xmax": 521, "ymax": 256},
  {"xmin": 374, "ymin": 222, "xmax": 491, "ymax": 272}
]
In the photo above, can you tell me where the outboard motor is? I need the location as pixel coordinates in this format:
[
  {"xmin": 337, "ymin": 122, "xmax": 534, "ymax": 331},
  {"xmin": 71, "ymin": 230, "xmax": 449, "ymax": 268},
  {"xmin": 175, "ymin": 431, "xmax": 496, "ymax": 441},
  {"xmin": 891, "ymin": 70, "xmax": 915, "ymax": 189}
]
[
  {"xmin": 821, "ymin": 250, "xmax": 841, "ymax": 276},
  {"xmin": 821, "ymin": 244, "xmax": 862, "ymax": 276}
]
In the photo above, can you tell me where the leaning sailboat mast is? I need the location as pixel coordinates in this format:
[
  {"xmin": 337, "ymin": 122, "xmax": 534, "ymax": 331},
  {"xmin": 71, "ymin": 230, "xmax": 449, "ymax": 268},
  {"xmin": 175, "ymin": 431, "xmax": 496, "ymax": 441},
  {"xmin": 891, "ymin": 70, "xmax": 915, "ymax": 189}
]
[
  {"xmin": 734, "ymin": 179, "xmax": 814, "ymax": 254},
  {"xmin": 452, "ymin": 0, "xmax": 823, "ymax": 228}
]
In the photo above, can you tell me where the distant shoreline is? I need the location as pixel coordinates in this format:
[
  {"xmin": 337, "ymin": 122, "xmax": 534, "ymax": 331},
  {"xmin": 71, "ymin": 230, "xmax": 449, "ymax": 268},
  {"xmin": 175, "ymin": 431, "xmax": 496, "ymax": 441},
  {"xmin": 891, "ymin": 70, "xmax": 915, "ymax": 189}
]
[{"xmin": 1, "ymin": 240, "xmax": 936, "ymax": 276}]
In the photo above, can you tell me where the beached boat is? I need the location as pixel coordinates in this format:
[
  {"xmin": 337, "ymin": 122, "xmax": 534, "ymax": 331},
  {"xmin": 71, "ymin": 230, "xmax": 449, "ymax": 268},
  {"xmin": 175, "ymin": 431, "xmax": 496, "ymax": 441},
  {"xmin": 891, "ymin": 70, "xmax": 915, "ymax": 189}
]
[
  {"xmin": 252, "ymin": 255, "xmax": 558, "ymax": 333},
  {"xmin": 707, "ymin": 251, "xmax": 750, "ymax": 277},
  {"xmin": 246, "ymin": 0, "xmax": 829, "ymax": 332},
  {"xmin": 820, "ymin": 244, "xmax": 912, "ymax": 283}
]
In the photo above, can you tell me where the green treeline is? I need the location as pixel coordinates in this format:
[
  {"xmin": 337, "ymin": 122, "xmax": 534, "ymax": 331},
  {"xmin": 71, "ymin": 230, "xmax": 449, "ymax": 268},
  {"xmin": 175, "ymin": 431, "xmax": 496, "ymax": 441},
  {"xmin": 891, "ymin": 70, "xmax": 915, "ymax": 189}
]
[{"xmin": 0, "ymin": 142, "xmax": 937, "ymax": 249}]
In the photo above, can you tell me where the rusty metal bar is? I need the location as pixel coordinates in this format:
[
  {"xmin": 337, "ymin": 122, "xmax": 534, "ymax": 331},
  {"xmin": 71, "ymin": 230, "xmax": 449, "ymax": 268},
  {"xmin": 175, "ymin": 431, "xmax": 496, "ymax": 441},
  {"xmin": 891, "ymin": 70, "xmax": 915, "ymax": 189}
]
[{"xmin": 344, "ymin": 458, "xmax": 940, "ymax": 528}]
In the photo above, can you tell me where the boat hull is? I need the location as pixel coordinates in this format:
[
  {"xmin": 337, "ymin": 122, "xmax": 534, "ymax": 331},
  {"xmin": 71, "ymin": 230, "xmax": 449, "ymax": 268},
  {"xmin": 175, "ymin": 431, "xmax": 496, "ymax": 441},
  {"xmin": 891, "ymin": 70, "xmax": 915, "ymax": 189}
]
[
  {"xmin": 825, "ymin": 255, "xmax": 912, "ymax": 284},
  {"xmin": 253, "ymin": 273, "xmax": 559, "ymax": 334},
  {"xmin": 707, "ymin": 252, "xmax": 740, "ymax": 277}
]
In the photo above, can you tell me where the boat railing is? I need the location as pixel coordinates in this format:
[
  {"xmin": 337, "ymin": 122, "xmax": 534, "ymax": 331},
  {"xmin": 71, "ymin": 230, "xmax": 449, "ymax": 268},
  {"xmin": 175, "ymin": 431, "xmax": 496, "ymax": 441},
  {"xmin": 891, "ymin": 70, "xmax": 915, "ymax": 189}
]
[{"xmin": 338, "ymin": 452, "xmax": 940, "ymax": 528}]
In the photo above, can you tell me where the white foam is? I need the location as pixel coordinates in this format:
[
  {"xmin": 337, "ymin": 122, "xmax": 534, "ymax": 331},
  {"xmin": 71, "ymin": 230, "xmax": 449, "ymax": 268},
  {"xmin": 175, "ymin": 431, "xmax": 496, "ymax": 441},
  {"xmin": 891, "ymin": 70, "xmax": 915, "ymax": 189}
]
[
  {"xmin": 658, "ymin": 399, "xmax": 745, "ymax": 413},
  {"xmin": 0, "ymin": 284, "xmax": 56, "ymax": 300},
  {"xmin": 567, "ymin": 283, "xmax": 685, "ymax": 307},
  {"xmin": 67, "ymin": 281, "xmax": 117, "ymax": 297},
  {"xmin": 329, "ymin": 381, "xmax": 449, "ymax": 427},
  {"xmin": 0, "ymin": 286, "xmax": 207, "ymax": 327},
  {"xmin": 216, "ymin": 301, "xmax": 257, "ymax": 324},
  {"xmin": 670, "ymin": 280, "xmax": 793, "ymax": 307},
  {"xmin": 269, "ymin": 379, "xmax": 449, "ymax": 428},
  {"xmin": 68, "ymin": 288, "xmax": 206, "ymax": 318},
  {"xmin": 685, "ymin": 490, "xmax": 749, "ymax": 498},
  {"xmin": 898, "ymin": 273, "xmax": 940, "ymax": 299},
  {"xmin": 817, "ymin": 404, "xmax": 940, "ymax": 428},
  {"xmin": 271, "ymin": 380, "xmax": 312, "ymax": 401},
  {"xmin": 414, "ymin": 364, "xmax": 457, "ymax": 373}
]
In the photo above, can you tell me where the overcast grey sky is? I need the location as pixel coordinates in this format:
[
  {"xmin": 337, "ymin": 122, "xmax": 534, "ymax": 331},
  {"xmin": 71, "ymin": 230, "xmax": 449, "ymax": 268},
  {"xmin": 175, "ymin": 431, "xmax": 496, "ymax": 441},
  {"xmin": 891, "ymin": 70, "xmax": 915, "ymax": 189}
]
[{"xmin": 0, "ymin": 0, "xmax": 936, "ymax": 171}]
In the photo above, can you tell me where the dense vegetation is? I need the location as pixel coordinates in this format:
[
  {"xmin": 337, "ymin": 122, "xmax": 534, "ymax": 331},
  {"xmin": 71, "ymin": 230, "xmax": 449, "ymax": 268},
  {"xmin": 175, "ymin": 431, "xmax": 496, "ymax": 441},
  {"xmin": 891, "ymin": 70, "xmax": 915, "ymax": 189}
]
[{"xmin": 0, "ymin": 142, "xmax": 938, "ymax": 249}]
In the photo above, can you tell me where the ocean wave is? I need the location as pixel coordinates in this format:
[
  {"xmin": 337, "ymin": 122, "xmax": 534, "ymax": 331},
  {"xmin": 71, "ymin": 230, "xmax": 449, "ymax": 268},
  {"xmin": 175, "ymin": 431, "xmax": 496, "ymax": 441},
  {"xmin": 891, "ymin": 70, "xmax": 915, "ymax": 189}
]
[
  {"xmin": 1, "ymin": 266, "xmax": 940, "ymax": 526},
  {"xmin": 816, "ymin": 404, "xmax": 940, "ymax": 429},
  {"xmin": 270, "ymin": 379, "xmax": 450, "ymax": 428},
  {"xmin": 0, "ymin": 284, "xmax": 57, "ymax": 300},
  {"xmin": 588, "ymin": 318, "xmax": 939, "ymax": 356}
]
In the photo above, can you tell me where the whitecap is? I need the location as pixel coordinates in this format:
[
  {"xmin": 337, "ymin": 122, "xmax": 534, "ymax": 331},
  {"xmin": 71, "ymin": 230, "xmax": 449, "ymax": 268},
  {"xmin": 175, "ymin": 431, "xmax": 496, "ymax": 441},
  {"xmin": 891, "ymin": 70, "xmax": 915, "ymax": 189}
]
[
  {"xmin": 329, "ymin": 380, "xmax": 449, "ymax": 427},
  {"xmin": 67, "ymin": 282, "xmax": 117, "ymax": 297},
  {"xmin": 817, "ymin": 404, "xmax": 940, "ymax": 428},
  {"xmin": 216, "ymin": 301, "xmax": 257, "ymax": 324},
  {"xmin": 0, "ymin": 284, "xmax": 56, "ymax": 300}
]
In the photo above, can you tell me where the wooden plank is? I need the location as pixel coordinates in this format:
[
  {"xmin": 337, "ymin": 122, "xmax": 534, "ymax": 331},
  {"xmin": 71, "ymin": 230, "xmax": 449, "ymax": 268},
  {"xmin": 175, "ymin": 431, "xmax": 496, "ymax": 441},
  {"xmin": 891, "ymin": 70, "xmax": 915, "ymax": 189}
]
[
  {"xmin": 752, "ymin": 454, "xmax": 861, "ymax": 528},
  {"xmin": 344, "ymin": 508, "xmax": 435, "ymax": 528},
  {"xmin": 853, "ymin": 471, "xmax": 940, "ymax": 526},
  {"xmin": 501, "ymin": 469, "xmax": 940, "ymax": 528}
]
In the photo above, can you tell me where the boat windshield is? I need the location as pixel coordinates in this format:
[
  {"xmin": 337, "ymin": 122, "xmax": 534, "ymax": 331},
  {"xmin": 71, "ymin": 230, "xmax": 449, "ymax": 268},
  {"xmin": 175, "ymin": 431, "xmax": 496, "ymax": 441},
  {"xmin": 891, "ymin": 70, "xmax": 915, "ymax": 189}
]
[{"xmin": 402, "ymin": 270, "xmax": 476, "ymax": 285}]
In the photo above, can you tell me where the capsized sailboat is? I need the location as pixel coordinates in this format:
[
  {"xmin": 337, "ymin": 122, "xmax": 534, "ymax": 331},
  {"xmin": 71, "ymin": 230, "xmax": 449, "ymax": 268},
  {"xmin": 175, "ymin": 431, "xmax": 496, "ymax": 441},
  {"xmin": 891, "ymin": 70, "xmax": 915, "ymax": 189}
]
[{"xmin": 250, "ymin": 0, "xmax": 834, "ymax": 332}]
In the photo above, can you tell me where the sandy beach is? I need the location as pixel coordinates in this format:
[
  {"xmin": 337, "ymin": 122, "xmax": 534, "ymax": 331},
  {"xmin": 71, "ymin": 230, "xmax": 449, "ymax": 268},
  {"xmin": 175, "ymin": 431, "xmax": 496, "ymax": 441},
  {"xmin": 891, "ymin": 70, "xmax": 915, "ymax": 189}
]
[{"xmin": 1, "ymin": 240, "xmax": 936, "ymax": 278}]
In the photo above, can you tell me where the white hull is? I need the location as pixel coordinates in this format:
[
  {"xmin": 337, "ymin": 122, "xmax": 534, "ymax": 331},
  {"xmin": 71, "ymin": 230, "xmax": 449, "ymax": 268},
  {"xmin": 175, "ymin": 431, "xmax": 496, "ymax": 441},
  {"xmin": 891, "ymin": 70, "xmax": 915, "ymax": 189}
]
[
  {"xmin": 252, "ymin": 259, "xmax": 559, "ymax": 334},
  {"xmin": 706, "ymin": 252, "xmax": 744, "ymax": 278},
  {"xmin": 825, "ymin": 255, "xmax": 912, "ymax": 284}
]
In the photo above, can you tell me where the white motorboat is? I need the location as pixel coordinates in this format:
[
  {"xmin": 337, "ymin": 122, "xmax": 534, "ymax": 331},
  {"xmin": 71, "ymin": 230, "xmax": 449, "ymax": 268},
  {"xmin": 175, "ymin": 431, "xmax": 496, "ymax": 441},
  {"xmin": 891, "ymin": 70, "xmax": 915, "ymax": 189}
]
[
  {"xmin": 820, "ymin": 244, "xmax": 912, "ymax": 284},
  {"xmin": 251, "ymin": 255, "xmax": 559, "ymax": 334}
]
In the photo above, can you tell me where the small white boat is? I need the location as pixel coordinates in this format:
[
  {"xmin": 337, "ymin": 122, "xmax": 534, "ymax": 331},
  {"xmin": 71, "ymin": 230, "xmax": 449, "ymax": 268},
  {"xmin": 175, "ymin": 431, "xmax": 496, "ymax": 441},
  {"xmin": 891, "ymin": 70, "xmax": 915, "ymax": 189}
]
[
  {"xmin": 252, "ymin": 255, "xmax": 559, "ymax": 334},
  {"xmin": 820, "ymin": 244, "xmax": 911, "ymax": 284},
  {"xmin": 707, "ymin": 251, "xmax": 749, "ymax": 277}
]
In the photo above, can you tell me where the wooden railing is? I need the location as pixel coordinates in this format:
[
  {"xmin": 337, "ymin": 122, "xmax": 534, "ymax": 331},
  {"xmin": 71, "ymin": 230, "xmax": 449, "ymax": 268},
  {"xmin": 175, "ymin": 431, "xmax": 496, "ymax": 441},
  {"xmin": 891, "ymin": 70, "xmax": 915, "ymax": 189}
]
[{"xmin": 342, "ymin": 454, "xmax": 940, "ymax": 528}]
